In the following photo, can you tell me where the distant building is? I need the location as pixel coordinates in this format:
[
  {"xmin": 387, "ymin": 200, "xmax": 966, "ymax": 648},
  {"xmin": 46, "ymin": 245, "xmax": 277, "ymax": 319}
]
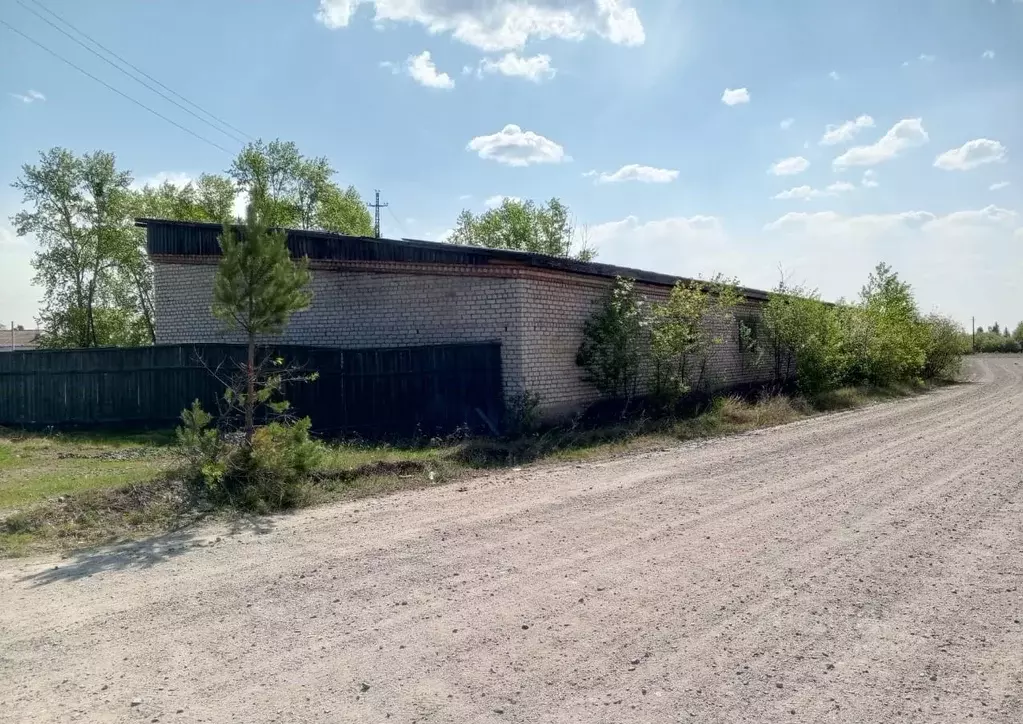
[{"xmin": 1, "ymin": 326, "xmax": 42, "ymax": 352}]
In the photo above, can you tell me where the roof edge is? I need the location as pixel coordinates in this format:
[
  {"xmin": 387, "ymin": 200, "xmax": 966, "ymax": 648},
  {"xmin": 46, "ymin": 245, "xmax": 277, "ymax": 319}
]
[{"xmin": 138, "ymin": 217, "xmax": 770, "ymax": 301}]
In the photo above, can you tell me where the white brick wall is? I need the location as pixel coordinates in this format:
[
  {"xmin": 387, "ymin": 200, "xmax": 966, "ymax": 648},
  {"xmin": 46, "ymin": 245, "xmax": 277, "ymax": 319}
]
[{"xmin": 153, "ymin": 257, "xmax": 774, "ymax": 420}]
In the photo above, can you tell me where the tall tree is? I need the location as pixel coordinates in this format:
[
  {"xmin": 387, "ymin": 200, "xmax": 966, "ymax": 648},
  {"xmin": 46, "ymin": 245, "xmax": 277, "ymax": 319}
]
[
  {"xmin": 858, "ymin": 262, "xmax": 927, "ymax": 385},
  {"xmin": 130, "ymin": 173, "xmax": 238, "ymax": 341},
  {"xmin": 12, "ymin": 148, "xmax": 148, "ymax": 347},
  {"xmin": 212, "ymin": 203, "xmax": 312, "ymax": 443},
  {"xmin": 135, "ymin": 173, "xmax": 237, "ymax": 223},
  {"xmin": 229, "ymin": 139, "xmax": 372, "ymax": 235},
  {"xmin": 448, "ymin": 197, "xmax": 594, "ymax": 260}
]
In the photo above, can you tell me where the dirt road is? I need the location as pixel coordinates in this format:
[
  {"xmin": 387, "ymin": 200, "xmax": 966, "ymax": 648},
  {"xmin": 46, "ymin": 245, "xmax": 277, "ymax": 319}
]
[{"xmin": 2, "ymin": 356, "xmax": 1022, "ymax": 723}]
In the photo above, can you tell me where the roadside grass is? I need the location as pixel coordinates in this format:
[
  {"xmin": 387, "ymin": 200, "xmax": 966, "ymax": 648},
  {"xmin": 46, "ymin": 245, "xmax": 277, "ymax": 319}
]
[
  {"xmin": 0, "ymin": 430, "xmax": 178, "ymax": 509},
  {"xmin": 0, "ymin": 383, "xmax": 939, "ymax": 557}
]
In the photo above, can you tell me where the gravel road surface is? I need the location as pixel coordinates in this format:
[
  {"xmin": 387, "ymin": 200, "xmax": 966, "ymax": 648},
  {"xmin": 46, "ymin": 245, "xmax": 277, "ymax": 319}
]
[{"xmin": 2, "ymin": 356, "xmax": 1021, "ymax": 723}]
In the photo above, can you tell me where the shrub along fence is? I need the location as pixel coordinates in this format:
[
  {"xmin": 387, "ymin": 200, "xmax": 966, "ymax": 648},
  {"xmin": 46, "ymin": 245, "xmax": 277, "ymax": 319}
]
[{"xmin": 0, "ymin": 342, "xmax": 504, "ymax": 438}]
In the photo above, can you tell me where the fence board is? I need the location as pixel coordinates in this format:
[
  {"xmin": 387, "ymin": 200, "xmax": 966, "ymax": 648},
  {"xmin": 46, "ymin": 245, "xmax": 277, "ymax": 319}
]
[{"xmin": 0, "ymin": 343, "xmax": 504, "ymax": 438}]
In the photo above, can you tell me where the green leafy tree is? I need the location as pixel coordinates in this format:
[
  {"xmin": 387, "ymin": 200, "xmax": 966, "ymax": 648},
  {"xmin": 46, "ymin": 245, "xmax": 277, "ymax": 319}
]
[
  {"xmin": 576, "ymin": 277, "xmax": 646, "ymax": 399},
  {"xmin": 921, "ymin": 314, "xmax": 968, "ymax": 380},
  {"xmin": 764, "ymin": 284, "xmax": 847, "ymax": 396},
  {"xmin": 449, "ymin": 197, "xmax": 594, "ymax": 260},
  {"xmin": 1013, "ymin": 322, "xmax": 1023, "ymax": 345},
  {"xmin": 135, "ymin": 173, "xmax": 237, "ymax": 222},
  {"xmin": 229, "ymin": 139, "xmax": 372, "ymax": 235},
  {"xmin": 649, "ymin": 276, "xmax": 741, "ymax": 401},
  {"xmin": 212, "ymin": 203, "xmax": 312, "ymax": 442},
  {"xmin": 12, "ymin": 148, "xmax": 150, "ymax": 347},
  {"xmin": 855, "ymin": 262, "xmax": 928, "ymax": 385}
]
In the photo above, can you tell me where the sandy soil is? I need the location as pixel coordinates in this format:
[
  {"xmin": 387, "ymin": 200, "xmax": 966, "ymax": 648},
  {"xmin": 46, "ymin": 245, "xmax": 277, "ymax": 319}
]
[{"xmin": 2, "ymin": 356, "xmax": 1021, "ymax": 724}]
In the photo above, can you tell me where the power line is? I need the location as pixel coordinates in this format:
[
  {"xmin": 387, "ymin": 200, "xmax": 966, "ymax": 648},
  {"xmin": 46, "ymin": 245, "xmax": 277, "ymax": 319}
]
[
  {"xmin": 16, "ymin": 0, "xmax": 250, "ymax": 144},
  {"xmin": 0, "ymin": 17, "xmax": 234, "ymax": 155},
  {"xmin": 386, "ymin": 205, "xmax": 409, "ymax": 238}
]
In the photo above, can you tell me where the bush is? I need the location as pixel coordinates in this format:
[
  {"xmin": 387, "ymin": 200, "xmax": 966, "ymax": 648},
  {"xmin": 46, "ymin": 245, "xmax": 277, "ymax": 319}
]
[
  {"xmin": 174, "ymin": 400, "xmax": 322, "ymax": 512},
  {"xmin": 762, "ymin": 264, "xmax": 960, "ymax": 394},
  {"xmin": 505, "ymin": 390, "xmax": 543, "ymax": 436},
  {"xmin": 230, "ymin": 417, "xmax": 323, "ymax": 512},
  {"xmin": 649, "ymin": 276, "xmax": 740, "ymax": 405},
  {"xmin": 764, "ymin": 286, "xmax": 847, "ymax": 396},
  {"xmin": 922, "ymin": 315, "xmax": 968, "ymax": 380},
  {"xmin": 175, "ymin": 400, "xmax": 226, "ymax": 486},
  {"xmin": 974, "ymin": 331, "xmax": 1022, "ymax": 354},
  {"xmin": 576, "ymin": 276, "xmax": 647, "ymax": 399}
]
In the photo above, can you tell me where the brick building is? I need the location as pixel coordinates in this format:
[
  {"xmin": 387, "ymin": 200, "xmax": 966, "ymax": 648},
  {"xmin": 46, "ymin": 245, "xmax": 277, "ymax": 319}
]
[{"xmin": 141, "ymin": 218, "xmax": 775, "ymax": 419}]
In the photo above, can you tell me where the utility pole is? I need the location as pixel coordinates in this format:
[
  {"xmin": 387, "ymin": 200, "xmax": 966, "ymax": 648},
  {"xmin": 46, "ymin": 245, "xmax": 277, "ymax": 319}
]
[
  {"xmin": 368, "ymin": 190, "xmax": 388, "ymax": 239},
  {"xmin": 972, "ymin": 316, "xmax": 976, "ymax": 352}
]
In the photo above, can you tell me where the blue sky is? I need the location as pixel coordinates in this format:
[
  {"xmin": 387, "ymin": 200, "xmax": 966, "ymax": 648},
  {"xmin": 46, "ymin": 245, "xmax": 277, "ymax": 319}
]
[{"xmin": 1, "ymin": 0, "xmax": 1021, "ymax": 330}]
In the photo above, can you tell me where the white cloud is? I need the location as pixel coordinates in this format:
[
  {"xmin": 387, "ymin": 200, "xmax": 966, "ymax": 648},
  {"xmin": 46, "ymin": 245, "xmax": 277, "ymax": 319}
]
[
  {"xmin": 990, "ymin": 181, "xmax": 1010, "ymax": 191},
  {"xmin": 922, "ymin": 205, "xmax": 1016, "ymax": 231},
  {"xmin": 755, "ymin": 205, "xmax": 1020, "ymax": 325},
  {"xmin": 826, "ymin": 181, "xmax": 856, "ymax": 194},
  {"xmin": 829, "ymin": 70, "xmax": 840, "ymax": 81},
  {"xmin": 721, "ymin": 87, "xmax": 750, "ymax": 106},
  {"xmin": 484, "ymin": 194, "xmax": 521, "ymax": 208},
  {"xmin": 379, "ymin": 60, "xmax": 400, "ymax": 74},
  {"xmin": 592, "ymin": 164, "xmax": 679, "ymax": 184},
  {"xmin": 819, "ymin": 115, "xmax": 875, "ymax": 146},
  {"xmin": 933, "ymin": 138, "xmax": 1007, "ymax": 171},
  {"xmin": 862, "ymin": 169, "xmax": 879, "ymax": 188},
  {"xmin": 458, "ymin": 193, "xmax": 473, "ymax": 200},
  {"xmin": 478, "ymin": 52, "xmax": 555, "ymax": 82},
  {"xmin": 764, "ymin": 206, "xmax": 1016, "ymax": 235},
  {"xmin": 406, "ymin": 50, "xmax": 455, "ymax": 89},
  {"xmin": 9, "ymin": 89, "xmax": 45, "ymax": 104},
  {"xmin": 133, "ymin": 171, "xmax": 193, "ymax": 189},
  {"xmin": 769, "ymin": 156, "xmax": 810, "ymax": 176},
  {"xmin": 774, "ymin": 186, "xmax": 824, "ymax": 201},
  {"xmin": 563, "ymin": 205, "xmax": 1020, "ymax": 327},
  {"xmin": 773, "ymin": 181, "xmax": 855, "ymax": 201},
  {"xmin": 587, "ymin": 215, "xmax": 745, "ymax": 279},
  {"xmin": 780, "ymin": 118, "xmax": 794, "ymax": 130},
  {"xmin": 832, "ymin": 118, "xmax": 929, "ymax": 168},
  {"xmin": 918, "ymin": 53, "xmax": 936, "ymax": 62},
  {"xmin": 314, "ymin": 0, "xmax": 645, "ymax": 51},
  {"xmin": 982, "ymin": 50, "xmax": 995, "ymax": 60},
  {"xmin": 467, "ymin": 124, "xmax": 568, "ymax": 166}
]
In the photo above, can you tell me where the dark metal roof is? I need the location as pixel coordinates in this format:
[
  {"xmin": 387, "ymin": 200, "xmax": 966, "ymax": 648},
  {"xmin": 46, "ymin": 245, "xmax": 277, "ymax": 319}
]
[{"xmin": 137, "ymin": 217, "xmax": 770, "ymax": 301}]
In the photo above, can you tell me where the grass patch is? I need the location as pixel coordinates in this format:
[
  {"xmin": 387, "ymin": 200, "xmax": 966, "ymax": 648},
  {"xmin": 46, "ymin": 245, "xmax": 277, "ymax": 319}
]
[
  {"xmin": 0, "ymin": 429, "xmax": 177, "ymax": 509},
  {"xmin": 0, "ymin": 383, "xmax": 938, "ymax": 558}
]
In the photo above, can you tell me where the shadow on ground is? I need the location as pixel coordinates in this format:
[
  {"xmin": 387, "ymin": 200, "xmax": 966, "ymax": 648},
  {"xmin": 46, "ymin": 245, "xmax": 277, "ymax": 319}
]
[{"xmin": 20, "ymin": 514, "xmax": 276, "ymax": 587}]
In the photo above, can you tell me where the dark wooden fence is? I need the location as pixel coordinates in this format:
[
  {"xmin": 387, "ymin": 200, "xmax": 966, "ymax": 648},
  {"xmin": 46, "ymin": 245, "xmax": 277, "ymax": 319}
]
[{"xmin": 0, "ymin": 343, "xmax": 504, "ymax": 438}]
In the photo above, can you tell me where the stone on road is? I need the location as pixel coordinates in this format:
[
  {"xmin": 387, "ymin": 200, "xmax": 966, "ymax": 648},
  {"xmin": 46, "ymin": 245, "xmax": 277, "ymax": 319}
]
[{"xmin": 2, "ymin": 357, "xmax": 1021, "ymax": 723}]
